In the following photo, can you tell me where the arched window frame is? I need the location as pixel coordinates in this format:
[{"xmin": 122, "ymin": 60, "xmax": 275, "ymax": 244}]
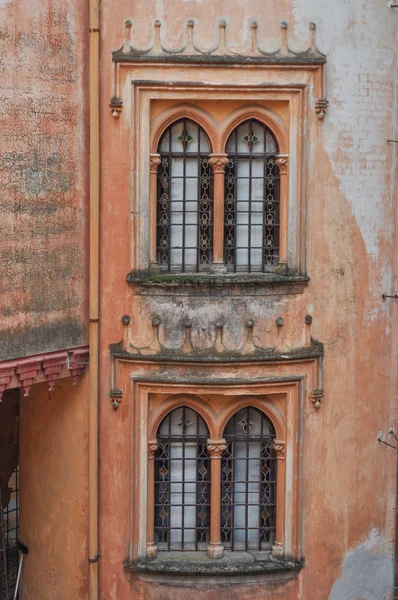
[
  {"xmin": 149, "ymin": 105, "xmax": 289, "ymax": 275},
  {"xmin": 147, "ymin": 394, "xmax": 286, "ymax": 561}
]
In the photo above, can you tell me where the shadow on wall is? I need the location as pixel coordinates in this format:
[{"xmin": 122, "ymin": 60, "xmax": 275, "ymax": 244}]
[{"xmin": 328, "ymin": 529, "xmax": 393, "ymax": 600}]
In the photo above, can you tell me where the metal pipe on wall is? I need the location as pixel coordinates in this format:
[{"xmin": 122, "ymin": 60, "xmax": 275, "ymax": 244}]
[{"xmin": 89, "ymin": 0, "xmax": 100, "ymax": 595}]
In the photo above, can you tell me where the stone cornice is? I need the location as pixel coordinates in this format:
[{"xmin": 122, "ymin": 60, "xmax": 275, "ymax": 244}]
[{"xmin": 113, "ymin": 20, "xmax": 326, "ymax": 65}]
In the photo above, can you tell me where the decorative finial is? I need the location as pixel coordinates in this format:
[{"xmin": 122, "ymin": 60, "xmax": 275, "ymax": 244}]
[
  {"xmin": 152, "ymin": 20, "xmax": 162, "ymax": 54},
  {"xmin": 280, "ymin": 21, "xmax": 289, "ymax": 54},
  {"xmin": 309, "ymin": 22, "xmax": 316, "ymax": 50}
]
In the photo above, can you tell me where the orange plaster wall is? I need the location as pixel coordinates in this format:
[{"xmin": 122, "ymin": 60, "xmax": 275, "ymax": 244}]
[
  {"xmin": 97, "ymin": 1, "xmax": 398, "ymax": 599},
  {"xmin": 19, "ymin": 377, "xmax": 89, "ymax": 600}
]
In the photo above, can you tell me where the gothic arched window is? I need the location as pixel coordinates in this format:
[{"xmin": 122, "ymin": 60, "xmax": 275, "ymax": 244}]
[
  {"xmin": 154, "ymin": 406, "xmax": 210, "ymax": 551},
  {"xmin": 224, "ymin": 120, "xmax": 280, "ymax": 272},
  {"xmin": 157, "ymin": 119, "xmax": 213, "ymax": 273},
  {"xmin": 221, "ymin": 407, "xmax": 277, "ymax": 551}
]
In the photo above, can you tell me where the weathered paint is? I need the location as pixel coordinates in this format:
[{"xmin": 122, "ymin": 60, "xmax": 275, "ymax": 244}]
[
  {"xmin": 8, "ymin": 0, "xmax": 398, "ymax": 599},
  {"xmin": 97, "ymin": 1, "xmax": 398, "ymax": 599},
  {"xmin": 328, "ymin": 529, "xmax": 393, "ymax": 600},
  {"xmin": 0, "ymin": 0, "xmax": 89, "ymax": 361}
]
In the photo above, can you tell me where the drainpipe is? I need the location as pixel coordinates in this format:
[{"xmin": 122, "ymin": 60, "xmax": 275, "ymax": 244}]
[
  {"xmin": 89, "ymin": 0, "xmax": 100, "ymax": 595},
  {"xmin": 395, "ymin": 450, "xmax": 398, "ymax": 600}
]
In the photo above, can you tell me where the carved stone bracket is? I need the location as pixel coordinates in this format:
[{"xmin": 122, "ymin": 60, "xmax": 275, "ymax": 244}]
[
  {"xmin": 109, "ymin": 388, "xmax": 123, "ymax": 410},
  {"xmin": 315, "ymin": 98, "xmax": 329, "ymax": 120},
  {"xmin": 310, "ymin": 388, "xmax": 324, "ymax": 409},
  {"xmin": 70, "ymin": 348, "xmax": 90, "ymax": 385},
  {"xmin": 42, "ymin": 352, "xmax": 68, "ymax": 391},
  {"xmin": 273, "ymin": 439, "xmax": 286, "ymax": 459},
  {"xmin": 16, "ymin": 360, "xmax": 43, "ymax": 397},
  {"xmin": 0, "ymin": 363, "xmax": 17, "ymax": 402},
  {"xmin": 109, "ymin": 96, "xmax": 123, "ymax": 118},
  {"xmin": 207, "ymin": 439, "xmax": 227, "ymax": 458}
]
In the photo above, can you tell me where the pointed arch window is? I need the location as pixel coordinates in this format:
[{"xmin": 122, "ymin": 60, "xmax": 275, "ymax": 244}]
[
  {"xmin": 224, "ymin": 120, "xmax": 280, "ymax": 272},
  {"xmin": 156, "ymin": 119, "xmax": 213, "ymax": 273},
  {"xmin": 154, "ymin": 406, "xmax": 210, "ymax": 551},
  {"xmin": 221, "ymin": 407, "xmax": 277, "ymax": 551}
]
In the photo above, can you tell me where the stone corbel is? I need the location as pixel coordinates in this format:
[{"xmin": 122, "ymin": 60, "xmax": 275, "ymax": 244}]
[
  {"xmin": 0, "ymin": 363, "xmax": 17, "ymax": 402},
  {"xmin": 16, "ymin": 358, "xmax": 43, "ymax": 397},
  {"xmin": 109, "ymin": 388, "xmax": 123, "ymax": 410},
  {"xmin": 70, "ymin": 348, "xmax": 89, "ymax": 385},
  {"xmin": 109, "ymin": 96, "xmax": 123, "ymax": 118},
  {"xmin": 42, "ymin": 352, "xmax": 68, "ymax": 391},
  {"xmin": 315, "ymin": 98, "xmax": 329, "ymax": 120},
  {"xmin": 310, "ymin": 388, "xmax": 324, "ymax": 409}
]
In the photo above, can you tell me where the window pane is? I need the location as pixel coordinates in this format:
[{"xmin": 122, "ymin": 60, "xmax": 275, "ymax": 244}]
[
  {"xmin": 157, "ymin": 119, "xmax": 212, "ymax": 273},
  {"xmin": 224, "ymin": 120, "xmax": 280, "ymax": 273},
  {"xmin": 221, "ymin": 407, "xmax": 277, "ymax": 551},
  {"xmin": 155, "ymin": 406, "xmax": 210, "ymax": 551}
]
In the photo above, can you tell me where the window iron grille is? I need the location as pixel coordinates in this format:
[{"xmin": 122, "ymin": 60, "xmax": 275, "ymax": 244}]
[
  {"xmin": 224, "ymin": 119, "xmax": 280, "ymax": 273},
  {"xmin": 154, "ymin": 407, "xmax": 210, "ymax": 551},
  {"xmin": 157, "ymin": 119, "xmax": 213, "ymax": 273},
  {"xmin": 1, "ymin": 466, "xmax": 19, "ymax": 600},
  {"xmin": 221, "ymin": 407, "xmax": 276, "ymax": 551}
]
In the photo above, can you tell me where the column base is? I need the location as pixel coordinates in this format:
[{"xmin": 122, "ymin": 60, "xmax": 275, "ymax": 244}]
[
  {"xmin": 146, "ymin": 542, "xmax": 158, "ymax": 560},
  {"xmin": 207, "ymin": 542, "xmax": 225, "ymax": 559},
  {"xmin": 149, "ymin": 262, "xmax": 160, "ymax": 275},
  {"xmin": 271, "ymin": 542, "xmax": 284, "ymax": 559},
  {"xmin": 210, "ymin": 262, "xmax": 227, "ymax": 275}
]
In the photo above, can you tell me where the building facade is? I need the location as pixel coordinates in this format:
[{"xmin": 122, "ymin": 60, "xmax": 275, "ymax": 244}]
[{"xmin": 1, "ymin": 1, "xmax": 398, "ymax": 599}]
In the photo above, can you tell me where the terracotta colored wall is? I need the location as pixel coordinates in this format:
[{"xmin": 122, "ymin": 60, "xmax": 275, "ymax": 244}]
[
  {"xmin": 97, "ymin": 1, "xmax": 398, "ymax": 600},
  {"xmin": 0, "ymin": 0, "xmax": 89, "ymax": 360},
  {"xmin": 19, "ymin": 377, "xmax": 88, "ymax": 600}
]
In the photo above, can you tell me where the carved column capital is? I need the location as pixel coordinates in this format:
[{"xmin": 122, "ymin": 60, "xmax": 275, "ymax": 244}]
[
  {"xmin": 148, "ymin": 440, "xmax": 158, "ymax": 459},
  {"xmin": 149, "ymin": 154, "xmax": 161, "ymax": 174},
  {"xmin": 208, "ymin": 153, "xmax": 229, "ymax": 173},
  {"xmin": 207, "ymin": 438, "xmax": 227, "ymax": 458},
  {"xmin": 273, "ymin": 439, "xmax": 285, "ymax": 459},
  {"xmin": 275, "ymin": 155, "xmax": 289, "ymax": 175}
]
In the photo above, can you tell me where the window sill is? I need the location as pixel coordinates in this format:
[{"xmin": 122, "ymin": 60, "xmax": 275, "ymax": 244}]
[
  {"xmin": 124, "ymin": 551, "xmax": 304, "ymax": 585},
  {"xmin": 126, "ymin": 271, "xmax": 309, "ymax": 297}
]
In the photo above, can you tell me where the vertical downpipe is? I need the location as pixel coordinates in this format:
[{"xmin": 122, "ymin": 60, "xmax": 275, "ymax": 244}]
[{"xmin": 89, "ymin": 0, "xmax": 100, "ymax": 595}]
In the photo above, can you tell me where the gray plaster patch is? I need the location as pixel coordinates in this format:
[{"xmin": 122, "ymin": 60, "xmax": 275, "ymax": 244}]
[{"xmin": 328, "ymin": 530, "xmax": 393, "ymax": 600}]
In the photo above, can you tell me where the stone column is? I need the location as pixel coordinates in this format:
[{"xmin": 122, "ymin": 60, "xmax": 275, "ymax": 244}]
[
  {"xmin": 208, "ymin": 154, "xmax": 229, "ymax": 274},
  {"xmin": 275, "ymin": 155, "xmax": 289, "ymax": 269},
  {"xmin": 271, "ymin": 439, "xmax": 286, "ymax": 559},
  {"xmin": 206, "ymin": 438, "xmax": 227, "ymax": 559},
  {"xmin": 146, "ymin": 440, "xmax": 158, "ymax": 559},
  {"xmin": 149, "ymin": 154, "xmax": 161, "ymax": 270}
]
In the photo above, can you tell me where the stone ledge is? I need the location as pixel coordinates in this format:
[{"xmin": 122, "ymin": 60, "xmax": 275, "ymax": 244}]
[
  {"xmin": 125, "ymin": 552, "xmax": 304, "ymax": 585},
  {"xmin": 126, "ymin": 272, "xmax": 310, "ymax": 297}
]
